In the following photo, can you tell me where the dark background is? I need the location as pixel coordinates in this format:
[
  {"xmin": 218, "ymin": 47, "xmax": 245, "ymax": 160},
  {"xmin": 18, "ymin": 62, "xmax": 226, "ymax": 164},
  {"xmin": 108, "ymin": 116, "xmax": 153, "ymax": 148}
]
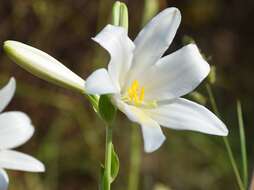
[{"xmin": 0, "ymin": 0, "xmax": 253, "ymax": 189}]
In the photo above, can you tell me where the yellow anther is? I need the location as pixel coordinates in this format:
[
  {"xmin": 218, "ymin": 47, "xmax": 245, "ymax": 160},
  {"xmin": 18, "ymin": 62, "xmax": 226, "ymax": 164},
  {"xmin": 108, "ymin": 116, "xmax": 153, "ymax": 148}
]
[
  {"xmin": 127, "ymin": 80, "xmax": 145, "ymax": 105},
  {"xmin": 140, "ymin": 87, "xmax": 145, "ymax": 101},
  {"xmin": 122, "ymin": 80, "xmax": 157, "ymax": 108},
  {"xmin": 132, "ymin": 80, "xmax": 139, "ymax": 90}
]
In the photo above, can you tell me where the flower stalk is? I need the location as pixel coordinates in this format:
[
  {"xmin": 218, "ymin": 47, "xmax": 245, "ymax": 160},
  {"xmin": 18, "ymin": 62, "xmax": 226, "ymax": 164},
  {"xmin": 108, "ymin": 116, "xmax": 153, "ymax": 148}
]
[{"xmin": 104, "ymin": 125, "xmax": 113, "ymax": 190}]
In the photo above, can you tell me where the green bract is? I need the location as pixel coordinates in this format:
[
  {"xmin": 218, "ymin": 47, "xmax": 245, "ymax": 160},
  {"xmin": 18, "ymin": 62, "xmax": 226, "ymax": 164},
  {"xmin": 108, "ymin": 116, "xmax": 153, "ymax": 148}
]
[{"xmin": 99, "ymin": 95, "xmax": 117, "ymax": 124}]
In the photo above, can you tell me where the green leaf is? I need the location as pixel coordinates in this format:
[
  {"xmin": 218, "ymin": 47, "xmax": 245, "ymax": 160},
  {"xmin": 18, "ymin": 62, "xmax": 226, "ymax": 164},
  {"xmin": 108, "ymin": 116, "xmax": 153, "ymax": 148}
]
[
  {"xmin": 98, "ymin": 95, "xmax": 116, "ymax": 124},
  {"xmin": 237, "ymin": 100, "xmax": 248, "ymax": 189},
  {"xmin": 110, "ymin": 145, "xmax": 119, "ymax": 182}
]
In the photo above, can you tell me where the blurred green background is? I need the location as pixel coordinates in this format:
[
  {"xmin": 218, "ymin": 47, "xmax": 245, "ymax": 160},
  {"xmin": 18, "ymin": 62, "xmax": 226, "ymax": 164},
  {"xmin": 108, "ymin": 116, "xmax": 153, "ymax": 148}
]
[{"xmin": 0, "ymin": 0, "xmax": 253, "ymax": 189}]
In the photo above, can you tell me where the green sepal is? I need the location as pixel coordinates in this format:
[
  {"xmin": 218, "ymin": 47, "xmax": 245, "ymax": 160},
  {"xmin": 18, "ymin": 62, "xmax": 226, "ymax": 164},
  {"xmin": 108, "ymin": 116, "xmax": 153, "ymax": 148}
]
[{"xmin": 98, "ymin": 95, "xmax": 116, "ymax": 124}]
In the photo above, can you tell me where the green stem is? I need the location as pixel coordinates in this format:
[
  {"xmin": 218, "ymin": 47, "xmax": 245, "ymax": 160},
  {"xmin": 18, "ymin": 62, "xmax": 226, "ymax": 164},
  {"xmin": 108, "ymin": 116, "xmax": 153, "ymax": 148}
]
[
  {"xmin": 104, "ymin": 125, "xmax": 113, "ymax": 190},
  {"xmin": 205, "ymin": 84, "xmax": 245, "ymax": 190},
  {"xmin": 128, "ymin": 125, "xmax": 141, "ymax": 190}
]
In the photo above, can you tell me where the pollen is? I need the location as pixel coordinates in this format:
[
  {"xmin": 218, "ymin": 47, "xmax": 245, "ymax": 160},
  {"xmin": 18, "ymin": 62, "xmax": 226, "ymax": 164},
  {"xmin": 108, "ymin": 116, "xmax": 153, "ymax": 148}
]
[{"xmin": 127, "ymin": 80, "xmax": 145, "ymax": 105}]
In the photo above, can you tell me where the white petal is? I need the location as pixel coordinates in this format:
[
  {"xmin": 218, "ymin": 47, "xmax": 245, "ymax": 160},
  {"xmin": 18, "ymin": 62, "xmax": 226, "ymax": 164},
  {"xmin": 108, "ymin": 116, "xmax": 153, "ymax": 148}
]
[
  {"xmin": 0, "ymin": 111, "xmax": 34, "ymax": 149},
  {"xmin": 129, "ymin": 8, "xmax": 181, "ymax": 81},
  {"xmin": 140, "ymin": 121, "xmax": 166, "ymax": 153},
  {"xmin": 140, "ymin": 44, "xmax": 210, "ymax": 100},
  {"xmin": 92, "ymin": 25, "xmax": 135, "ymax": 89},
  {"xmin": 0, "ymin": 78, "xmax": 15, "ymax": 112},
  {"xmin": 0, "ymin": 169, "xmax": 8, "ymax": 190},
  {"xmin": 85, "ymin": 68, "xmax": 118, "ymax": 95},
  {"xmin": 115, "ymin": 100, "xmax": 166, "ymax": 152},
  {"xmin": 146, "ymin": 98, "xmax": 228, "ymax": 136},
  {"xmin": 4, "ymin": 41, "xmax": 85, "ymax": 93},
  {"xmin": 0, "ymin": 150, "xmax": 45, "ymax": 172}
]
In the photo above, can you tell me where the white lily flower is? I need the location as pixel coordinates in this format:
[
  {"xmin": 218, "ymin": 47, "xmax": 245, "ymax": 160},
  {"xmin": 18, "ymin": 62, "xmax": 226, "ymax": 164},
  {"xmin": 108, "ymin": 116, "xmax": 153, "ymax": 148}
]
[
  {"xmin": 0, "ymin": 78, "xmax": 45, "ymax": 190},
  {"xmin": 85, "ymin": 8, "xmax": 228, "ymax": 152}
]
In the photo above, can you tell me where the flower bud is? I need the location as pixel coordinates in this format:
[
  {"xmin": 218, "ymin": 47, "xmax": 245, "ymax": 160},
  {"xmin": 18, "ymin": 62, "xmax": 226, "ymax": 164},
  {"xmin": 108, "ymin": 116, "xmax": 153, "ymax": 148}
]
[
  {"xmin": 112, "ymin": 1, "xmax": 128, "ymax": 30},
  {"xmin": 4, "ymin": 40, "xmax": 85, "ymax": 93}
]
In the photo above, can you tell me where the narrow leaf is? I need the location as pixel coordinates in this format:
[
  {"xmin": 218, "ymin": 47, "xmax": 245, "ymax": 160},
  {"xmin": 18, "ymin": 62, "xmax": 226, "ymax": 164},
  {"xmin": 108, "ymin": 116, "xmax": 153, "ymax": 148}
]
[{"xmin": 237, "ymin": 100, "xmax": 248, "ymax": 189}]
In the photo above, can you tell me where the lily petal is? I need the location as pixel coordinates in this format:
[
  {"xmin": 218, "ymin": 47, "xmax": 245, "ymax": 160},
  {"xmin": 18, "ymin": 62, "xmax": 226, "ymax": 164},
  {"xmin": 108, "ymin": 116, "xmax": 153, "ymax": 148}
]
[
  {"xmin": 4, "ymin": 41, "xmax": 85, "ymax": 93},
  {"xmin": 129, "ymin": 8, "xmax": 181, "ymax": 81},
  {"xmin": 116, "ymin": 100, "xmax": 166, "ymax": 152},
  {"xmin": 141, "ymin": 44, "xmax": 210, "ymax": 100},
  {"xmin": 140, "ymin": 120, "xmax": 166, "ymax": 153},
  {"xmin": 0, "ymin": 150, "xmax": 45, "ymax": 172},
  {"xmin": 146, "ymin": 98, "xmax": 228, "ymax": 136},
  {"xmin": 92, "ymin": 25, "xmax": 135, "ymax": 89},
  {"xmin": 0, "ymin": 111, "xmax": 34, "ymax": 149},
  {"xmin": 0, "ymin": 78, "xmax": 15, "ymax": 112},
  {"xmin": 0, "ymin": 169, "xmax": 8, "ymax": 190},
  {"xmin": 85, "ymin": 68, "xmax": 118, "ymax": 95}
]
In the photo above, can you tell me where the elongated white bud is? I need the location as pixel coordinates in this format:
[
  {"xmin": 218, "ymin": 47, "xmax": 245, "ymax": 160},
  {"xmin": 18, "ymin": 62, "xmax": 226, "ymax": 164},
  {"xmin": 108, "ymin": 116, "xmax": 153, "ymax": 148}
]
[{"xmin": 4, "ymin": 41, "xmax": 85, "ymax": 93}]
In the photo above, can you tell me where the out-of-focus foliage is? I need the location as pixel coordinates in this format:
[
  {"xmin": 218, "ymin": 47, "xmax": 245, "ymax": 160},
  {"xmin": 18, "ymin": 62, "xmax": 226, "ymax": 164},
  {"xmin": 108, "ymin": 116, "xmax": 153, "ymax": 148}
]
[{"xmin": 0, "ymin": 0, "xmax": 253, "ymax": 190}]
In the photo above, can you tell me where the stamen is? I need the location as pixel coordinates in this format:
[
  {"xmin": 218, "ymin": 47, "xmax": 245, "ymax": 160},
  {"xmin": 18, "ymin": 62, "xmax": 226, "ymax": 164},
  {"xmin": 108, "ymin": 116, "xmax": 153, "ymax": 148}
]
[
  {"xmin": 132, "ymin": 80, "xmax": 138, "ymax": 90},
  {"xmin": 123, "ymin": 80, "xmax": 157, "ymax": 108},
  {"xmin": 127, "ymin": 80, "xmax": 145, "ymax": 105},
  {"xmin": 140, "ymin": 87, "xmax": 145, "ymax": 101}
]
